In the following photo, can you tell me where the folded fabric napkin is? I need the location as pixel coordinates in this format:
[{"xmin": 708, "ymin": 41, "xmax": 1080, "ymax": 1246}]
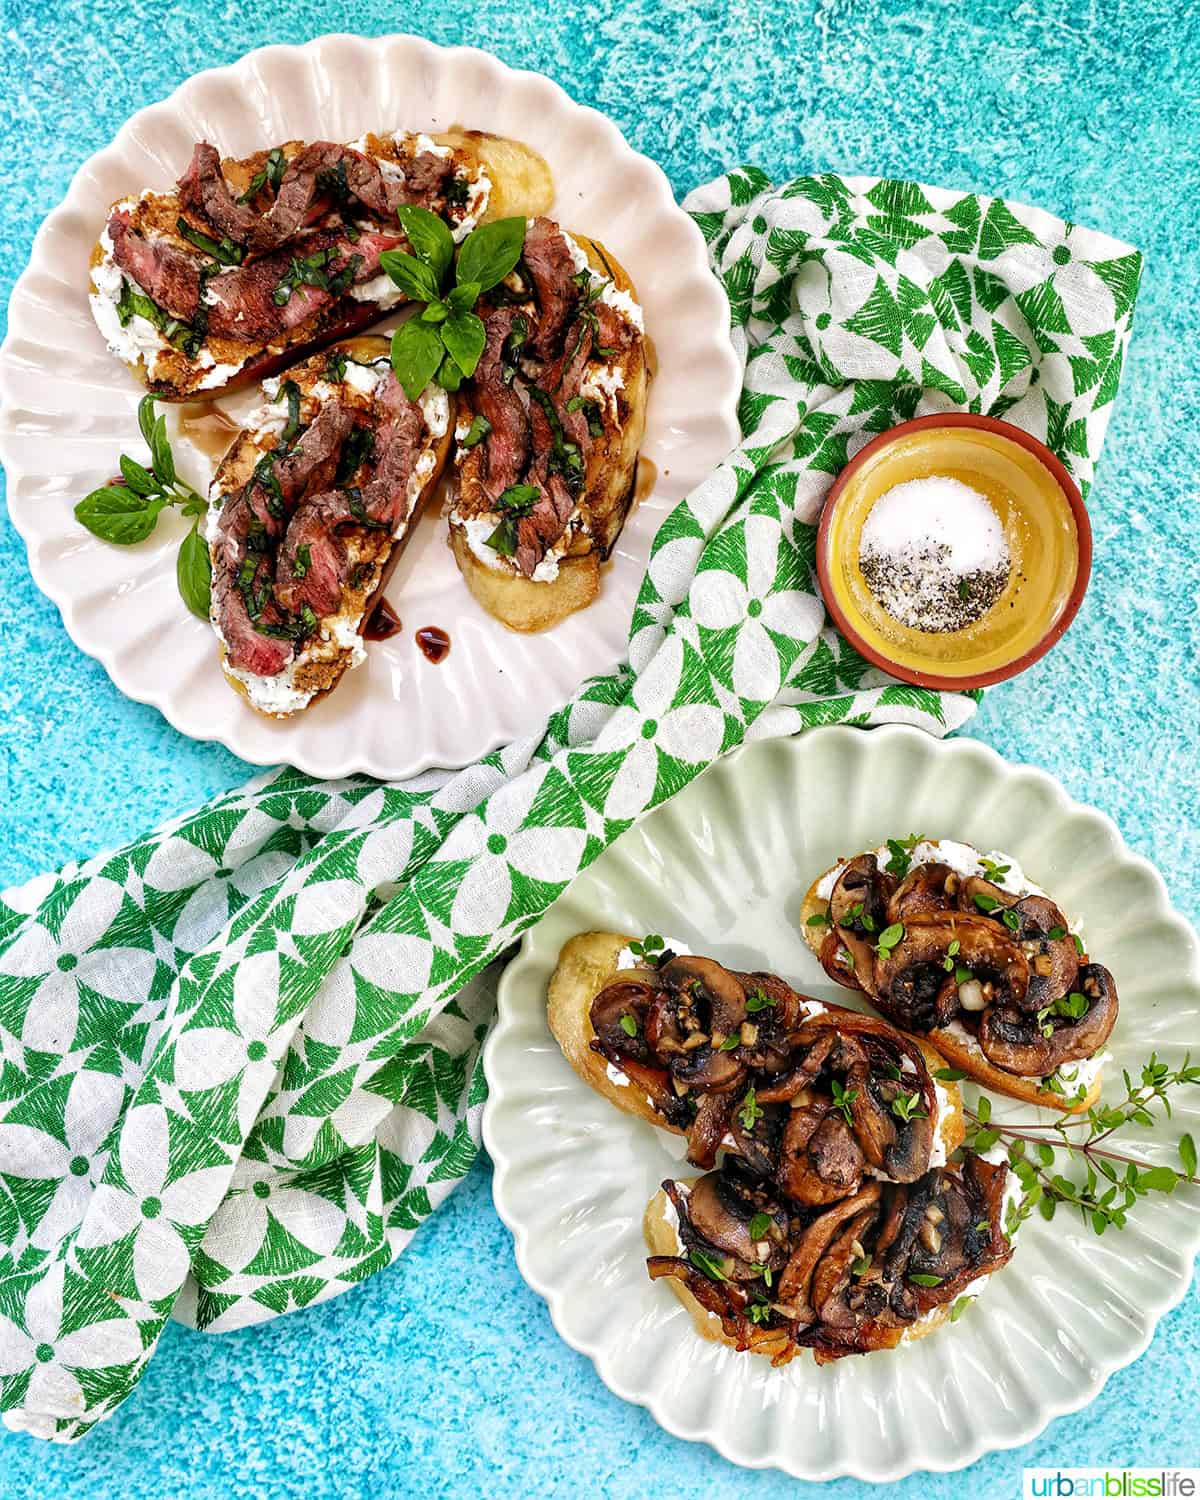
[{"xmin": 0, "ymin": 169, "xmax": 1140, "ymax": 1440}]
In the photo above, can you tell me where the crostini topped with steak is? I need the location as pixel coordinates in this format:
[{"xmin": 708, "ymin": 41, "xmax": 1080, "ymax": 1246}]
[{"xmin": 89, "ymin": 129, "xmax": 553, "ymax": 400}]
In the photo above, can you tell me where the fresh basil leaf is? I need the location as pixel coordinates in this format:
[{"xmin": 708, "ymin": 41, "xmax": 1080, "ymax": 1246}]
[
  {"xmin": 150, "ymin": 413, "xmax": 176, "ymax": 488},
  {"xmin": 434, "ymin": 353, "xmax": 465, "ymax": 392},
  {"xmin": 378, "ymin": 250, "xmax": 441, "ymax": 304},
  {"xmin": 396, "ymin": 205, "xmax": 454, "ymax": 285},
  {"xmin": 456, "ymin": 217, "xmax": 525, "ymax": 294},
  {"xmin": 485, "ymin": 517, "xmax": 517, "ymax": 556},
  {"xmin": 177, "ymin": 521, "xmax": 212, "ymax": 620},
  {"xmin": 442, "ymin": 310, "xmax": 486, "ymax": 377},
  {"xmin": 421, "ymin": 300, "xmax": 449, "ymax": 325},
  {"xmin": 446, "ymin": 280, "xmax": 481, "ymax": 314},
  {"xmin": 75, "ymin": 486, "xmax": 163, "ymax": 544},
  {"xmin": 119, "ymin": 455, "xmax": 159, "ymax": 498},
  {"xmin": 137, "ymin": 395, "xmax": 158, "ymax": 450},
  {"xmin": 461, "ymin": 414, "xmax": 491, "ymax": 448},
  {"xmin": 390, "ymin": 318, "xmax": 444, "ymax": 401}
]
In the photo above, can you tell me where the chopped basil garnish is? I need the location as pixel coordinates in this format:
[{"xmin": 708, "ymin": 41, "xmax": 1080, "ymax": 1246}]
[
  {"xmin": 461, "ymin": 414, "xmax": 492, "ymax": 449},
  {"xmin": 485, "ymin": 483, "xmax": 541, "ymax": 557},
  {"xmin": 238, "ymin": 147, "xmax": 287, "ymax": 203},
  {"xmin": 175, "ymin": 215, "xmax": 244, "ymax": 266},
  {"xmin": 335, "ymin": 425, "xmax": 376, "ymax": 486}
]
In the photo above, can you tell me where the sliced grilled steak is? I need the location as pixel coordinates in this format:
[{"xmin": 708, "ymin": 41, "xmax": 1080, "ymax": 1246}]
[
  {"xmin": 523, "ymin": 217, "xmax": 583, "ymax": 358},
  {"xmin": 213, "ymin": 553, "xmax": 295, "ymax": 678},
  {"xmin": 514, "ymin": 315, "xmax": 595, "ymax": 576},
  {"xmin": 179, "ymin": 139, "xmax": 458, "ymax": 253},
  {"xmin": 204, "ymin": 228, "xmax": 403, "ymax": 343},
  {"xmin": 213, "ymin": 399, "xmax": 355, "ymax": 674},
  {"xmin": 474, "ymin": 309, "xmax": 531, "ymax": 501},
  {"xmin": 274, "ymin": 374, "xmax": 424, "ymax": 616},
  {"xmin": 107, "ymin": 211, "xmax": 201, "ymax": 321},
  {"xmin": 177, "ymin": 143, "xmax": 276, "ymax": 251},
  {"xmin": 402, "ymin": 150, "xmax": 456, "ymax": 204}
]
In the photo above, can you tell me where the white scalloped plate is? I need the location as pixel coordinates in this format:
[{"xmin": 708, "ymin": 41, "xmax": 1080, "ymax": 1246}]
[
  {"xmin": 0, "ymin": 34, "xmax": 740, "ymax": 779},
  {"xmin": 483, "ymin": 725, "xmax": 1200, "ymax": 1480}
]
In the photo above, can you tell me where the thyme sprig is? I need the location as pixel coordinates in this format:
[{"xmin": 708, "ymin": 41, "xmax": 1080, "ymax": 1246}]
[{"xmin": 960, "ymin": 1053, "xmax": 1200, "ymax": 1237}]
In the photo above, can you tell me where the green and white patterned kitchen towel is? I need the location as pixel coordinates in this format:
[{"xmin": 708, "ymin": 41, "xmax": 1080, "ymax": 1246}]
[{"xmin": 0, "ymin": 171, "xmax": 1140, "ymax": 1441}]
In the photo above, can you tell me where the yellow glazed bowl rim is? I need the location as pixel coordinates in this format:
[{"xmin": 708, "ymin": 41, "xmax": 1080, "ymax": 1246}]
[{"xmin": 816, "ymin": 414, "xmax": 1092, "ymax": 690}]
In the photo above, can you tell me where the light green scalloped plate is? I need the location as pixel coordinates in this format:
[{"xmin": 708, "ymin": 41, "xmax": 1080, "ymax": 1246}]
[{"xmin": 483, "ymin": 724, "xmax": 1200, "ymax": 1480}]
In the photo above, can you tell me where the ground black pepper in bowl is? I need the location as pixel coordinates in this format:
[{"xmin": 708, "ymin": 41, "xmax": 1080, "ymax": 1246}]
[
  {"xmin": 857, "ymin": 475, "xmax": 1011, "ymax": 634},
  {"xmin": 860, "ymin": 545, "xmax": 1010, "ymax": 632}
]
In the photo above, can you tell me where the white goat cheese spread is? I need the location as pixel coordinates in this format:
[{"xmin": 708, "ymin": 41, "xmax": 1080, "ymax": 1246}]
[
  {"xmin": 616, "ymin": 936, "xmax": 692, "ymax": 970},
  {"xmin": 349, "ymin": 272, "xmax": 406, "ymax": 308},
  {"xmin": 90, "ymin": 225, "xmax": 171, "ymax": 377},
  {"xmin": 582, "ymin": 362, "xmax": 625, "ymax": 414},
  {"xmin": 419, "ymin": 385, "xmax": 450, "ymax": 439},
  {"xmin": 816, "ymin": 841, "xmax": 1045, "ymax": 901},
  {"xmin": 342, "ymin": 358, "xmax": 391, "ymax": 397},
  {"xmin": 455, "ymin": 511, "xmax": 571, "ymax": 583},
  {"xmin": 598, "ymin": 283, "xmax": 644, "ymax": 331}
]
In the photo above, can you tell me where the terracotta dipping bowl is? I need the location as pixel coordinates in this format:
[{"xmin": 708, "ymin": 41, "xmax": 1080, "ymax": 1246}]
[{"xmin": 816, "ymin": 414, "xmax": 1091, "ymax": 690}]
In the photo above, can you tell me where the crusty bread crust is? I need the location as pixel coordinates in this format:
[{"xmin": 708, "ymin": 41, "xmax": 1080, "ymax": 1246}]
[
  {"xmin": 643, "ymin": 1183, "xmax": 952, "ymax": 1361},
  {"xmin": 211, "ymin": 335, "xmax": 454, "ymax": 719},
  {"xmin": 546, "ymin": 930, "xmax": 964, "ymax": 1154},
  {"xmin": 448, "ymin": 232, "xmax": 648, "ymax": 633},
  {"xmin": 800, "ymin": 845, "xmax": 1103, "ymax": 1114},
  {"xmin": 449, "ymin": 530, "xmax": 601, "ymax": 632},
  {"xmin": 90, "ymin": 130, "xmax": 554, "ymax": 401}
]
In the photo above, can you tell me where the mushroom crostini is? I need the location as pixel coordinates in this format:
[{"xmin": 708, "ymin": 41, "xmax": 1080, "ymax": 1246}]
[
  {"xmin": 547, "ymin": 931, "xmax": 1027, "ymax": 1365},
  {"xmin": 547, "ymin": 931, "xmax": 965, "ymax": 1191},
  {"xmin": 644, "ymin": 1152, "xmax": 1014, "ymax": 1365},
  {"xmin": 800, "ymin": 839, "xmax": 1117, "ymax": 1111}
]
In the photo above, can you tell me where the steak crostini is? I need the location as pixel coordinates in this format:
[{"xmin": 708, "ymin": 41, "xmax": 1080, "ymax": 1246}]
[
  {"xmin": 90, "ymin": 129, "xmax": 552, "ymax": 400},
  {"xmin": 447, "ymin": 217, "xmax": 649, "ymax": 631},
  {"xmin": 205, "ymin": 334, "xmax": 453, "ymax": 716}
]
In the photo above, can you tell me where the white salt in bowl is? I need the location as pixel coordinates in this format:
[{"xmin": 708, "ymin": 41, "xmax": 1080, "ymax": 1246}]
[{"xmin": 817, "ymin": 414, "xmax": 1090, "ymax": 689}]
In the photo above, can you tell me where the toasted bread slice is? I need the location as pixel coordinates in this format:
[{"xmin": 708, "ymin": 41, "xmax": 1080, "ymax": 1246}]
[
  {"xmin": 206, "ymin": 335, "xmax": 453, "ymax": 717},
  {"xmin": 447, "ymin": 227, "xmax": 648, "ymax": 631},
  {"xmin": 547, "ymin": 930, "xmax": 965, "ymax": 1156},
  {"xmin": 89, "ymin": 130, "xmax": 553, "ymax": 401},
  {"xmin": 800, "ymin": 841, "xmax": 1106, "ymax": 1114}
]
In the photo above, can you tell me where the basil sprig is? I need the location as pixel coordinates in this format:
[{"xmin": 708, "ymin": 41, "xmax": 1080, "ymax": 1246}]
[
  {"xmin": 384, "ymin": 210, "xmax": 525, "ymax": 400},
  {"xmin": 74, "ymin": 395, "xmax": 212, "ymax": 620}
]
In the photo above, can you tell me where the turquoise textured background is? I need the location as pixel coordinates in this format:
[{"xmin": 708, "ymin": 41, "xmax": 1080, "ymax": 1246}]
[{"xmin": 1, "ymin": 1, "xmax": 1198, "ymax": 1494}]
